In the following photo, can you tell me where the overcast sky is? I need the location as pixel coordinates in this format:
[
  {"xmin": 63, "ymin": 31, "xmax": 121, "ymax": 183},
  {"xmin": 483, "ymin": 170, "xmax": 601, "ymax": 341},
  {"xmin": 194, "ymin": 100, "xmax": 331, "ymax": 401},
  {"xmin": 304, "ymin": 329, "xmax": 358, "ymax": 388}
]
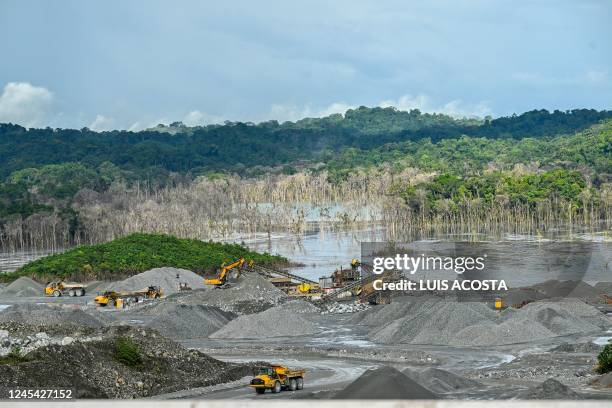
[{"xmin": 0, "ymin": 0, "xmax": 610, "ymax": 130}]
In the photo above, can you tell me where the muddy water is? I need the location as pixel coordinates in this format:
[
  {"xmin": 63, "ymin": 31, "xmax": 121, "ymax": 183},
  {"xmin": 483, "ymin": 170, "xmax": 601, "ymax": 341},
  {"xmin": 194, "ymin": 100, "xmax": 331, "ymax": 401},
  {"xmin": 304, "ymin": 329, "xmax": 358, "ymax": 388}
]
[
  {"xmin": 231, "ymin": 225, "xmax": 611, "ymax": 286},
  {"xmin": 1, "ymin": 224, "xmax": 609, "ymax": 287},
  {"xmin": 0, "ymin": 248, "xmax": 64, "ymax": 274}
]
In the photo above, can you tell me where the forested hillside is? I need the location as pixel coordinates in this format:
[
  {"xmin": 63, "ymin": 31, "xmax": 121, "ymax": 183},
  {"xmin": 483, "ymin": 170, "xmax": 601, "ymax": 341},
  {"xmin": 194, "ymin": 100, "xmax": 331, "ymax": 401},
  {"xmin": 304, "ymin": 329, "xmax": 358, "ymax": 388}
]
[
  {"xmin": 1, "ymin": 108, "xmax": 610, "ymax": 179},
  {"xmin": 0, "ymin": 107, "xmax": 610, "ymax": 250}
]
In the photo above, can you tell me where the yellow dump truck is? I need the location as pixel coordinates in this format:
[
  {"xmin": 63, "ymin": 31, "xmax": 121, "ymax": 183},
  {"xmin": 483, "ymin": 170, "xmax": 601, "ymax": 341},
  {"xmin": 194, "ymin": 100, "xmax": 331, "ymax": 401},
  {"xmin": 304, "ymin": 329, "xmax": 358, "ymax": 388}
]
[
  {"xmin": 94, "ymin": 286, "xmax": 163, "ymax": 308},
  {"xmin": 249, "ymin": 365, "xmax": 305, "ymax": 394},
  {"xmin": 44, "ymin": 281, "xmax": 86, "ymax": 297}
]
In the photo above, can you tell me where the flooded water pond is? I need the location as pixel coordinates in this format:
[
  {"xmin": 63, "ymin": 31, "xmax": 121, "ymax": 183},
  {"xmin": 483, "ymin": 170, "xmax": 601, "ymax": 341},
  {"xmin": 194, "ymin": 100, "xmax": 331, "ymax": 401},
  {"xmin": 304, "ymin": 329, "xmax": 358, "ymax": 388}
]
[{"xmin": 1, "ymin": 223, "xmax": 609, "ymax": 288}]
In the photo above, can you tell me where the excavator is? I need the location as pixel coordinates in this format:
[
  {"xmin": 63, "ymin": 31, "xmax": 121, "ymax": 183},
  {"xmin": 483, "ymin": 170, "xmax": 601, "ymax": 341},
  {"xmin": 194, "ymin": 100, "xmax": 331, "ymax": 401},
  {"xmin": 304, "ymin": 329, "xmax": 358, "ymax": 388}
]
[{"xmin": 204, "ymin": 258, "xmax": 249, "ymax": 287}]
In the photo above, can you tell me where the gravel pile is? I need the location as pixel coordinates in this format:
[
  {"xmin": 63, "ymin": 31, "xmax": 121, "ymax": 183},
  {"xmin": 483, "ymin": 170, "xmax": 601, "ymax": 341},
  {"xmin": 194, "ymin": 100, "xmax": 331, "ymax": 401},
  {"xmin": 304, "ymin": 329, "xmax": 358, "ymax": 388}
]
[
  {"xmin": 177, "ymin": 272, "xmax": 286, "ymax": 314},
  {"xmin": 108, "ymin": 267, "xmax": 207, "ymax": 295},
  {"xmin": 210, "ymin": 300, "xmax": 320, "ymax": 339},
  {"xmin": 0, "ymin": 277, "xmax": 43, "ymax": 297},
  {"xmin": 333, "ymin": 366, "xmax": 436, "ymax": 399},
  {"xmin": 516, "ymin": 378, "xmax": 581, "ymax": 399},
  {"xmin": 141, "ymin": 303, "xmax": 235, "ymax": 339},
  {"xmin": 86, "ymin": 281, "xmax": 113, "ymax": 293},
  {"xmin": 590, "ymin": 372, "xmax": 612, "ymax": 388},
  {"xmin": 0, "ymin": 304, "xmax": 104, "ymax": 328},
  {"xmin": 357, "ymin": 297, "xmax": 611, "ymax": 346},
  {"xmin": 349, "ymin": 295, "xmax": 432, "ymax": 326},
  {"xmin": 0, "ymin": 326, "xmax": 254, "ymax": 399},
  {"xmin": 531, "ymin": 280, "xmax": 603, "ymax": 300},
  {"xmin": 551, "ymin": 342, "xmax": 603, "ymax": 353},
  {"xmin": 403, "ymin": 367, "xmax": 482, "ymax": 393},
  {"xmin": 595, "ymin": 282, "xmax": 612, "ymax": 294},
  {"xmin": 452, "ymin": 299, "xmax": 610, "ymax": 346},
  {"xmin": 500, "ymin": 287, "xmax": 546, "ymax": 307},
  {"xmin": 368, "ymin": 298, "xmax": 498, "ymax": 345}
]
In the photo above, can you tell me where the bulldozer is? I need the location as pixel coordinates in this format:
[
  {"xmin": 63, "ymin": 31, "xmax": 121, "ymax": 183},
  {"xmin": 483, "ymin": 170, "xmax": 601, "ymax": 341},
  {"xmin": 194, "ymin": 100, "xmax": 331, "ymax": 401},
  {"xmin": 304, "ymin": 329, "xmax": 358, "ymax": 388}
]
[
  {"xmin": 204, "ymin": 258, "xmax": 249, "ymax": 287},
  {"xmin": 249, "ymin": 365, "xmax": 305, "ymax": 394},
  {"xmin": 94, "ymin": 286, "xmax": 163, "ymax": 308},
  {"xmin": 44, "ymin": 281, "xmax": 86, "ymax": 297}
]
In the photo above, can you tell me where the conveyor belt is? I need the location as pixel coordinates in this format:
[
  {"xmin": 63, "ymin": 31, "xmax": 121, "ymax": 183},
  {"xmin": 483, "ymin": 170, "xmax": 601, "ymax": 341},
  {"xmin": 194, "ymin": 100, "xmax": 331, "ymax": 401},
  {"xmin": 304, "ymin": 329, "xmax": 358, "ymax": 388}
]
[
  {"xmin": 251, "ymin": 264, "xmax": 318, "ymax": 285},
  {"xmin": 321, "ymin": 273, "xmax": 376, "ymax": 301}
]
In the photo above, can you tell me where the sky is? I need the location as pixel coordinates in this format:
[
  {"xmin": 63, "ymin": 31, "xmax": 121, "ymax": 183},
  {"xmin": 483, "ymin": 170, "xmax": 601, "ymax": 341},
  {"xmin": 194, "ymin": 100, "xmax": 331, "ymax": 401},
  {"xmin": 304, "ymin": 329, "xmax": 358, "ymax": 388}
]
[{"xmin": 0, "ymin": 0, "xmax": 610, "ymax": 130}]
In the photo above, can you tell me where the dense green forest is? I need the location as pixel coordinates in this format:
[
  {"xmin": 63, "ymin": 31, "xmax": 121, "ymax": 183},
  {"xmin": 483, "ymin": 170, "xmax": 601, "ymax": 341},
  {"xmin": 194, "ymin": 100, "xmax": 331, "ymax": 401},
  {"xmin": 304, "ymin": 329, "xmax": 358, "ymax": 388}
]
[
  {"xmin": 3, "ymin": 233, "xmax": 285, "ymax": 282},
  {"xmin": 1, "ymin": 107, "xmax": 610, "ymax": 179},
  {"xmin": 0, "ymin": 107, "xmax": 610, "ymax": 250}
]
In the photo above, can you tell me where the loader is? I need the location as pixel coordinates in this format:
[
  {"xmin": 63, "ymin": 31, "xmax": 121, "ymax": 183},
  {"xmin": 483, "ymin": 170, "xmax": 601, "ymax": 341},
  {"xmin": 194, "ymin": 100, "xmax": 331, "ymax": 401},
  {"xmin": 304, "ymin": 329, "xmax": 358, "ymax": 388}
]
[{"xmin": 94, "ymin": 286, "xmax": 163, "ymax": 308}]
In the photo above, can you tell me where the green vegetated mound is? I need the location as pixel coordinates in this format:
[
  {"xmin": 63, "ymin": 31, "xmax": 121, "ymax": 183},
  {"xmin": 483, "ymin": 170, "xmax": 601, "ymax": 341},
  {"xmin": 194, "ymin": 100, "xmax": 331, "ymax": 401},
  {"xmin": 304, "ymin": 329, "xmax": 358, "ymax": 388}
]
[{"xmin": 4, "ymin": 233, "xmax": 285, "ymax": 282}]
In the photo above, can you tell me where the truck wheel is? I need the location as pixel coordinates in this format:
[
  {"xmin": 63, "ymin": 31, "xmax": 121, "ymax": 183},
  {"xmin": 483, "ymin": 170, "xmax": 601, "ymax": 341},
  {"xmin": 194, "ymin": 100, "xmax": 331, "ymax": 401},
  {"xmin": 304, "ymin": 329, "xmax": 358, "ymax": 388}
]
[
  {"xmin": 289, "ymin": 378, "xmax": 297, "ymax": 391},
  {"xmin": 78, "ymin": 289, "xmax": 85, "ymax": 296},
  {"xmin": 296, "ymin": 377, "xmax": 304, "ymax": 390},
  {"xmin": 272, "ymin": 381, "xmax": 281, "ymax": 393},
  {"xmin": 255, "ymin": 388, "xmax": 265, "ymax": 394},
  {"xmin": 53, "ymin": 290, "xmax": 61, "ymax": 297},
  {"xmin": 69, "ymin": 289, "xmax": 75, "ymax": 297}
]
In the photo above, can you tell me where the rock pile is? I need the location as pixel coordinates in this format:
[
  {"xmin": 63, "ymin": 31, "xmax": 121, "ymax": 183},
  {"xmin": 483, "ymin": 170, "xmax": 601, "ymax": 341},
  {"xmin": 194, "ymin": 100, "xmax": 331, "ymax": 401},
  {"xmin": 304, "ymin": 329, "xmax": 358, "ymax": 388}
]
[
  {"xmin": 403, "ymin": 367, "xmax": 482, "ymax": 393},
  {"xmin": 531, "ymin": 280, "xmax": 603, "ymax": 301},
  {"xmin": 516, "ymin": 378, "xmax": 581, "ymax": 399},
  {"xmin": 590, "ymin": 372, "xmax": 612, "ymax": 388},
  {"xmin": 141, "ymin": 303, "xmax": 235, "ymax": 339},
  {"xmin": 210, "ymin": 300, "xmax": 320, "ymax": 339},
  {"xmin": 333, "ymin": 366, "xmax": 436, "ymax": 399},
  {"xmin": 108, "ymin": 267, "xmax": 208, "ymax": 295},
  {"xmin": 0, "ymin": 326, "xmax": 254, "ymax": 399},
  {"xmin": 321, "ymin": 301, "xmax": 370, "ymax": 314},
  {"xmin": 177, "ymin": 272, "xmax": 286, "ymax": 314},
  {"xmin": 352, "ymin": 296, "xmax": 611, "ymax": 346},
  {"xmin": 0, "ymin": 329, "xmax": 102, "ymax": 357},
  {"xmin": 0, "ymin": 304, "xmax": 104, "ymax": 328},
  {"xmin": 552, "ymin": 342, "xmax": 603, "ymax": 353},
  {"xmin": 0, "ymin": 277, "xmax": 43, "ymax": 298}
]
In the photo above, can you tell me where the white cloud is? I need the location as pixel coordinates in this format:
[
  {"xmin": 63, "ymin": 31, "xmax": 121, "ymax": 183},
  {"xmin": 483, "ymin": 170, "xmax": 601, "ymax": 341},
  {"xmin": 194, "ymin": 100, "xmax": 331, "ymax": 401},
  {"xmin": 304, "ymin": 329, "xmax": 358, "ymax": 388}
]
[
  {"xmin": 183, "ymin": 110, "xmax": 224, "ymax": 126},
  {"xmin": 0, "ymin": 82, "xmax": 53, "ymax": 127},
  {"xmin": 89, "ymin": 114, "xmax": 115, "ymax": 131},
  {"xmin": 267, "ymin": 101, "xmax": 354, "ymax": 122},
  {"xmin": 379, "ymin": 94, "xmax": 492, "ymax": 118},
  {"xmin": 269, "ymin": 94, "xmax": 492, "ymax": 123}
]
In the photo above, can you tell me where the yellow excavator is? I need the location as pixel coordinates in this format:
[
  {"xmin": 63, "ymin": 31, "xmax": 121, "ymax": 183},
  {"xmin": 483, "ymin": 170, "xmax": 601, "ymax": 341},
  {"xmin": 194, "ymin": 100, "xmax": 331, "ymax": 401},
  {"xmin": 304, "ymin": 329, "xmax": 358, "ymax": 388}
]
[{"xmin": 204, "ymin": 258, "xmax": 249, "ymax": 287}]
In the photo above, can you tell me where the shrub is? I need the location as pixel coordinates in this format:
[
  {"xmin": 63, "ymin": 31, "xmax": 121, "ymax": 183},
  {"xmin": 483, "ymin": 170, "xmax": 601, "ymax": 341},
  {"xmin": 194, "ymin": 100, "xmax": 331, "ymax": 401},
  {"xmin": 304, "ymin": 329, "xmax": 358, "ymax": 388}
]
[
  {"xmin": 0, "ymin": 347, "xmax": 29, "ymax": 365},
  {"xmin": 596, "ymin": 344, "xmax": 612, "ymax": 374},
  {"xmin": 114, "ymin": 338, "xmax": 142, "ymax": 367}
]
